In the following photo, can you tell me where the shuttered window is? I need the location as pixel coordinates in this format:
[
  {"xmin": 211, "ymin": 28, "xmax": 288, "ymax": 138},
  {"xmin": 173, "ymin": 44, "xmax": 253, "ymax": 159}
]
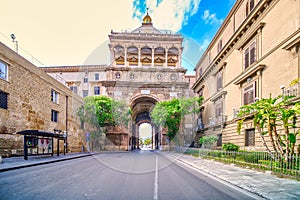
[
  {"xmin": 216, "ymin": 70, "xmax": 223, "ymax": 91},
  {"xmin": 245, "ymin": 129, "xmax": 255, "ymax": 146},
  {"xmin": 244, "ymin": 40, "xmax": 256, "ymax": 69},
  {"xmin": 0, "ymin": 90, "xmax": 8, "ymax": 109}
]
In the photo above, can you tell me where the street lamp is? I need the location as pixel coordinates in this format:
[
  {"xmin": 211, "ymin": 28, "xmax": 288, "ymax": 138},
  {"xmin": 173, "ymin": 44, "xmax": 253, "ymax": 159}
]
[
  {"xmin": 63, "ymin": 131, "xmax": 68, "ymax": 154},
  {"xmin": 10, "ymin": 34, "xmax": 18, "ymax": 53}
]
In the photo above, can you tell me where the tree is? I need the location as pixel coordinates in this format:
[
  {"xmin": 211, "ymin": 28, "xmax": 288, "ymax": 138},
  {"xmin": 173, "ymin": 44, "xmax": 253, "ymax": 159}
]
[
  {"xmin": 111, "ymin": 99, "xmax": 132, "ymax": 128},
  {"xmin": 150, "ymin": 97, "xmax": 203, "ymax": 141},
  {"xmin": 78, "ymin": 95, "xmax": 131, "ymax": 130},
  {"xmin": 237, "ymin": 94, "xmax": 300, "ymax": 160},
  {"xmin": 144, "ymin": 138, "xmax": 152, "ymax": 146}
]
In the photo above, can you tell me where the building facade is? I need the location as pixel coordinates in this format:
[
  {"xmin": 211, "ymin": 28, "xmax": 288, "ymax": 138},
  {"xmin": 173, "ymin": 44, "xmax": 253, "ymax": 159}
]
[
  {"xmin": 42, "ymin": 12, "xmax": 195, "ymax": 150},
  {"xmin": 0, "ymin": 41, "xmax": 87, "ymax": 157},
  {"xmin": 192, "ymin": 0, "xmax": 300, "ymax": 150}
]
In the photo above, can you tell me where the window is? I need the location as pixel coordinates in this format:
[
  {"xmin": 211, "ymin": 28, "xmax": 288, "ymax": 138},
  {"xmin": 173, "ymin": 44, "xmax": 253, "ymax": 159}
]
[
  {"xmin": 199, "ymin": 68, "xmax": 203, "ymax": 76},
  {"xmin": 83, "ymin": 90, "xmax": 88, "ymax": 98},
  {"xmin": 157, "ymin": 74, "xmax": 162, "ymax": 80},
  {"xmin": 51, "ymin": 90, "xmax": 59, "ymax": 103},
  {"xmin": 217, "ymin": 40, "xmax": 222, "ymax": 53},
  {"xmin": 95, "ymin": 73, "xmax": 99, "ymax": 81},
  {"xmin": 249, "ymin": 0, "xmax": 255, "ymax": 12},
  {"xmin": 216, "ymin": 70, "xmax": 223, "ymax": 91},
  {"xmin": 215, "ymin": 98, "xmax": 223, "ymax": 121},
  {"xmin": 115, "ymin": 72, "xmax": 121, "ymax": 79},
  {"xmin": 83, "ymin": 77, "xmax": 88, "ymax": 83},
  {"xmin": 244, "ymin": 40, "xmax": 256, "ymax": 69},
  {"xmin": 130, "ymin": 73, "xmax": 135, "ymax": 80},
  {"xmin": 246, "ymin": 0, "xmax": 255, "ymax": 16},
  {"xmin": 94, "ymin": 86, "xmax": 100, "ymax": 95},
  {"xmin": 217, "ymin": 134, "xmax": 222, "ymax": 147},
  {"xmin": 51, "ymin": 110, "xmax": 58, "ymax": 122},
  {"xmin": 70, "ymin": 86, "xmax": 78, "ymax": 94},
  {"xmin": 0, "ymin": 90, "xmax": 8, "ymax": 109},
  {"xmin": 245, "ymin": 129, "xmax": 255, "ymax": 146},
  {"xmin": 243, "ymin": 82, "xmax": 256, "ymax": 105},
  {"xmin": 80, "ymin": 119, "xmax": 85, "ymax": 129},
  {"xmin": 0, "ymin": 61, "xmax": 8, "ymax": 80},
  {"xmin": 198, "ymin": 90, "xmax": 203, "ymax": 97}
]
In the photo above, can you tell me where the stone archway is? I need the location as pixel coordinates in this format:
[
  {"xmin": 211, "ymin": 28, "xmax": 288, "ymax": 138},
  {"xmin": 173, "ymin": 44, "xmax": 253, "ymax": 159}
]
[{"xmin": 130, "ymin": 95, "xmax": 159, "ymax": 150}]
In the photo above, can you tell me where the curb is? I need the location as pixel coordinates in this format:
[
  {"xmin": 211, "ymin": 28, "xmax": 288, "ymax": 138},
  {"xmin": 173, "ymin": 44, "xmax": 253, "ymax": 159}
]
[{"xmin": 0, "ymin": 153, "xmax": 93, "ymax": 173}]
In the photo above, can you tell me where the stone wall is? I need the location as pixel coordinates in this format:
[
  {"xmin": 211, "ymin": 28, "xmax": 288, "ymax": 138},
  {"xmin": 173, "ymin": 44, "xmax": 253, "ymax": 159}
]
[{"xmin": 0, "ymin": 41, "xmax": 87, "ymax": 157}]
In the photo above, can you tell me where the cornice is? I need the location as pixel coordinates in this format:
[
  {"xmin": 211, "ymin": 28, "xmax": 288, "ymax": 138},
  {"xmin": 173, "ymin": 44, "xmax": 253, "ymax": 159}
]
[
  {"xmin": 193, "ymin": 0, "xmax": 274, "ymax": 90},
  {"xmin": 195, "ymin": 0, "xmax": 273, "ymax": 70},
  {"xmin": 234, "ymin": 64, "xmax": 265, "ymax": 85},
  {"xmin": 210, "ymin": 90, "xmax": 227, "ymax": 102},
  {"xmin": 114, "ymin": 81, "xmax": 189, "ymax": 88},
  {"xmin": 41, "ymin": 65, "xmax": 108, "ymax": 73},
  {"xmin": 106, "ymin": 66, "xmax": 187, "ymax": 73}
]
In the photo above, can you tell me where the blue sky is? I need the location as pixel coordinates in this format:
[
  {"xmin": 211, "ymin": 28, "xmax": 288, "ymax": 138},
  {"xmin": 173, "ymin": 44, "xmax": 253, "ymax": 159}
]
[
  {"xmin": 0, "ymin": 0, "xmax": 235, "ymax": 74},
  {"xmin": 131, "ymin": 0, "xmax": 235, "ymax": 74}
]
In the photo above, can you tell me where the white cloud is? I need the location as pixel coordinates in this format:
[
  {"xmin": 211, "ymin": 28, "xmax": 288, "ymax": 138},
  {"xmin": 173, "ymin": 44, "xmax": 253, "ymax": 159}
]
[
  {"xmin": 202, "ymin": 10, "xmax": 223, "ymax": 25},
  {"xmin": 133, "ymin": 0, "xmax": 201, "ymax": 32}
]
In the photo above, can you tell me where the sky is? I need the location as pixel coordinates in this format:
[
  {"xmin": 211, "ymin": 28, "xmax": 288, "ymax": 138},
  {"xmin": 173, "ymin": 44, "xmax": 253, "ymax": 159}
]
[{"xmin": 0, "ymin": 0, "xmax": 235, "ymax": 75}]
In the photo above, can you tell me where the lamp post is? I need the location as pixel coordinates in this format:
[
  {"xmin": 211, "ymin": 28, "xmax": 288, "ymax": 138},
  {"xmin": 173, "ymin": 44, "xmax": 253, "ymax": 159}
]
[
  {"xmin": 54, "ymin": 129, "xmax": 61, "ymax": 156},
  {"xmin": 10, "ymin": 34, "xmax": 18, "ymax": 53},
  {"xmin": 63, "ymin": 131, "xmax": 68, "ymax": 155}
]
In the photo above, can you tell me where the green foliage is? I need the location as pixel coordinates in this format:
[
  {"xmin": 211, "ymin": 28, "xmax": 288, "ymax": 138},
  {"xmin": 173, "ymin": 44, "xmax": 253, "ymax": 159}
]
[
  {"xmin": 77, "ymin": 95, "xmax": 131, "ymax": 130},
  {"xmin": 199, "ymin": 135, "xmax": 218, "ymax": 145},
  {"xmin": 94, "ymin": 96, "xmax": 114, "ymax": 127},
  {"xmin": 241, "ymin": 153, "xmax": 260, "ymax": 163},
  {"xmin": 222, "ymin": 143, "xmax": 239, "ymax": 151},
  {"xmin": 237, "ymin": 94, "xmax": 300, "ymax": 158},
  {"xmin": 144, "ymin": 138, "xmax": 152, "ymax": 145},
  {"xmin": 111, "ymin": 99, "xmax": 132, "ymax": 127},
  {"xmin": 150, "ymin": 97, "xmax": 203, "ymax": 141}
]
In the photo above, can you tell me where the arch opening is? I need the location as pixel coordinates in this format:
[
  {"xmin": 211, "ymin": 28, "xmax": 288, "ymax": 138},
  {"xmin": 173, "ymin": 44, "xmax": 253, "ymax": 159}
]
[
  {"xmin": 139, "ymin": 123, "xmax": 152, "ymax": 150},
  {"xmin": 130, "ymin": 95, "xmax": 160, "ymax": 150}
]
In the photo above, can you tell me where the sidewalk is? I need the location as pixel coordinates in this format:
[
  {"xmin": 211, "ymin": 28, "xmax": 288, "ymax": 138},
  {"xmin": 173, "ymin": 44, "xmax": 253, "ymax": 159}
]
[
  {"xmin": 164, "ymin": 152, "xmax": 300, "ymax": 200},
  {"xmin": 0, "ymin": 152, "xmax": 92, "ymax": 172}
]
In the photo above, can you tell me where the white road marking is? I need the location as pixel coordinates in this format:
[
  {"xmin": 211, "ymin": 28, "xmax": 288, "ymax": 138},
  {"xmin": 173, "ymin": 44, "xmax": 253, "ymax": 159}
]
[{"xmin": 153, "ymin": 156, "xmax": 158, "ymax": 200}]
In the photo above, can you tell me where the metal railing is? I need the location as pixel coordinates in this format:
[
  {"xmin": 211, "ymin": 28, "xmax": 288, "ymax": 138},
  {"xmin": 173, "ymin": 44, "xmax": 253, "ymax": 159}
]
[
  {"xmin": 283, "ymin": 82, "xmax": 300, "ymax": 98},
  {"xmin": 177, "ymin": 148, "xmax": 300, "ymax": 177}
]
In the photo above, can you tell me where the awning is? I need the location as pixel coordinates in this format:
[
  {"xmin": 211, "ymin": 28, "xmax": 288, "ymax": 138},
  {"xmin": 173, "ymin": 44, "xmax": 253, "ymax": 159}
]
[{"xmin": 17, "ymin": 130, "xmax": 64, "ymax": 139}]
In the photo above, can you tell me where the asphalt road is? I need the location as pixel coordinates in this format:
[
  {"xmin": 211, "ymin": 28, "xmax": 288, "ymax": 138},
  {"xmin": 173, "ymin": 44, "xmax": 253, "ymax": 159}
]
[{"xmin": 0, "ymin": 151, "xmax": 259, "ymax": 200}]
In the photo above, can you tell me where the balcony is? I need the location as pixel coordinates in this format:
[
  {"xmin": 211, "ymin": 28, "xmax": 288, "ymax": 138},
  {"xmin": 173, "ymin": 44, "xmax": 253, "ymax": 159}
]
[
  {"xmin": 282, "ymin": 82, "xmax": 300, "ymax": 99},
  {"xmin": 194, "ymin": 115, "xmax": 227, "ymax": 132}
]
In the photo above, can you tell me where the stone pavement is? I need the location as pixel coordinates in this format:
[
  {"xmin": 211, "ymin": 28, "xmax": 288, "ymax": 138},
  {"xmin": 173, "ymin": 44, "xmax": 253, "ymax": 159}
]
[
  {"xmin": 163, "ymin": 152, "xmax": 300, "ymax": 200},
  {"xmin": 0, "ymin": 152, "xmax": 92, "ymax": 172}
]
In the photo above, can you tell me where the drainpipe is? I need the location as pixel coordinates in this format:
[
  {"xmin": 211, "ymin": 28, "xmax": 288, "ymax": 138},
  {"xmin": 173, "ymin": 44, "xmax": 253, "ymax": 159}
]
[{"xmin": 66, "ymin": 95, "xmax": 68, "ymax": 153}]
